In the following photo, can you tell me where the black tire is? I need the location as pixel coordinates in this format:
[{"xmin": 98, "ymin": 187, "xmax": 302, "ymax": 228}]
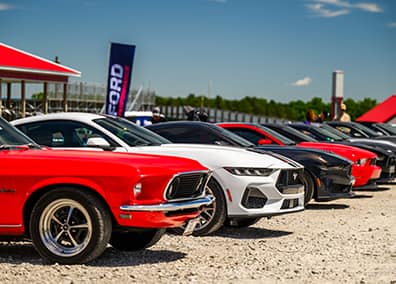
[
  {"xmin": 110, "ymin": 229, "xmax": 165, "ymax": 251},
  {"xmin": 29, "ymin": 187, "xmax": 112, "ymax": 264},
  {"xmin": 224, "ymin": 217, "xmax": 261, "ymax": 228},
  {"xmin": 169, "ymin": 178, "xmax": 227, "ymax": 236},
  {"xmin": 303, "ymin": 171, "xmax": 315, "ymax": 205}
]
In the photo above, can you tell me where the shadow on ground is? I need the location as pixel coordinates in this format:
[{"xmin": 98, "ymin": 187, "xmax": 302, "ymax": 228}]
[
  {"xmin": 91, "ymin": 248, "xmax": 186, "ymax": 267},
  {"xmin": 212, "ymin": 226, "xmax": 293, "ymax": 240},
  {"xmin": 306, "ymin": 203, "xmax": 350, "ymax": 210},
  {"xmin": 0, "ymin": 242, "xmax": 186, "ymax": 266},
  {"xmin": 350, "ymin": 194, "xmax": 374, "ymax": 199},
  {"xmin": 354, "ymin": 186, "xmax": 391, "ymax": 192},
  {"xmin": 0, "ymin": 242, "xmax": 41, "ymax": 264}
]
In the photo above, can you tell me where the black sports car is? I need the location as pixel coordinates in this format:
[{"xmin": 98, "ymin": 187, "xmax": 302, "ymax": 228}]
[
  {"xmin": 326, "ymin": 121, "xmax": 396, "ymax": 144},
  {"xmin": 269, "ymin": 123, "xmax": 396, "ymax": 183},
  {"xmin": 146, "ymin": 121, "xmax": 354, "ymax": 205},
  {"xmin": 356, "ymin": 122, "xmax": 396, "ymax": 136}
]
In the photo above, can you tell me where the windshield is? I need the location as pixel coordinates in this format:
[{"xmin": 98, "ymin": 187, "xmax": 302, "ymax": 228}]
[
  {"xmin": 272, "ymin": 124, "xmax": 318, "ymax": 142},
  {"xmin": 352, "ymin": 122, "xmax": 381, "ymax": 137},
  {"xmin": 256, "ymin": 124, "xmax": 296, "ymax": 145},
  {"xmin": 209, "ymin": 124, "xmax": 255, "ymax": 147},
  {"xmin": 310, "ymin": 124, "xmax": 345, "ymax": 141},
  {"xmin": 320, "ymin": 124, "xmax": 350, "ymax": 139},
  {"xmin": 377, "ymin": 123, "xmax": 396, "ymax": 135},
  {"xmin": 94, "ymin": 116, "xmax": 171, "ymax": 146},
  {"xmin": 0, "ymin": 117, "xmax": 36, "ymax": 146}
]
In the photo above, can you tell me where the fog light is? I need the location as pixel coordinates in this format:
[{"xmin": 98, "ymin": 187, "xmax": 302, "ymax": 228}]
[{"xmin": 134, "ymin": 183, "xmax": 142, "ymax": 197}]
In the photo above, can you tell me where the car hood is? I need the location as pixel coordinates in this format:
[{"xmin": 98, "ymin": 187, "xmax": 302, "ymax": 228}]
[
  {"xmin": 348, "ymin": 138, "xmax": 396, "ymax": 153},
  {"xmin": 297, "ymin": 141, "xmax": 377, "ymax": 162},
  {"xmin": 2, "ymin": 147, "xmax": 208, "ymax": 177},
  {"xmin": 256, "ymin": 145, "xmax": 352, "ymax": 167},
  {"xmin": 130, "ymin": 143, "xmax": 303, "ymax": 170}
]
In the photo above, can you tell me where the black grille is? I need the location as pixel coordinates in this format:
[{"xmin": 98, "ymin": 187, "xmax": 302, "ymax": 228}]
[
  {"xmin": 166, "ymin": 172, "xmax": 209, "ymax": 200},
  {"xmin": 276, "ymin": 169, "xmax": 304, "ymax": 194},
  {"xmin": 281, "ymin": 199, "xmax": 299, "ymax": 209},
  {"xmin": 331, "ymin": 183, "xmax": 352, "ymax": 193},
  {"xmin": 379, "ymin": 156, "xmax": 396, "ymax": 179},
  {"xmin": 241, "ymin": 187, "xmax": 267, "ymax": 209}
]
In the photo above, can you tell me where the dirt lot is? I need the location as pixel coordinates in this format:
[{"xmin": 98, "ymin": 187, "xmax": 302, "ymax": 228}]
[{"xmin": 0, "ymin": 185, "xmax": 395, "ymax": 283}]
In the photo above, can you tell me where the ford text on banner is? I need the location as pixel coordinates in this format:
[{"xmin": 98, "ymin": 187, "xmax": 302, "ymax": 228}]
[{"xmin": 105, "ymin": 42, "xmax": 136, "ymax": 117}]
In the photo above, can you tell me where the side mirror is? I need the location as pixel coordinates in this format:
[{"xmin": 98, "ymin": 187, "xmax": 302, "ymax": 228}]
[
  {"xmin": 86, "ymin": 137, "xmax": 113, "ymax": 150},
  {"xmin": 257, "ymin": 138, "xmax": 272, "ymax": 145},
  {"xmin": 214, "ymin": 140, "xmax": 231, "ymax": 146}
]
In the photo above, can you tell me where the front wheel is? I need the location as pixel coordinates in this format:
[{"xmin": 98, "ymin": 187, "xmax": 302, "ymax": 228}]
[
  {"xmin": 303, "ymin": 171, "xmax": 315, "ymax": 205},
  {"xmin": 29, "ymin": 187, "xmax": 112, "ymax": 264},
  {"xmin": 110, "ymin": 229, "xmax": 165, "ymax": 251},
  {"xmin": 169, "ymin": 178, "xmax": 227, "ymax": 236}
]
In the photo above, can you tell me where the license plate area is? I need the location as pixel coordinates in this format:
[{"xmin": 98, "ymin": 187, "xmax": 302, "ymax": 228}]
[{"xmin": 182, "ymin": 218, "xmax": 200, "ymax": 236}]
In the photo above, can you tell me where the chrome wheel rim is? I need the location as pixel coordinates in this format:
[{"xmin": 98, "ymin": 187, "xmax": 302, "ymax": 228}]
[
  {"xmin": 39, "ymin": 199, "xmax": 92, "ymax": 257},
  {"xmin": 193, "ymin": 185, "xmax": 216, "ymax": 231}
]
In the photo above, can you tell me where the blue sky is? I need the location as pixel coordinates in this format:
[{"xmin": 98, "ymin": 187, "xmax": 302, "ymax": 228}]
[{"xmin": 1, "ymin": 0, "xmax": 395, "ymax": 103}]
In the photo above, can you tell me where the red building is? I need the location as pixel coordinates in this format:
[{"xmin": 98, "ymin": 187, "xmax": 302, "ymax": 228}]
[
  {"xmin": 356, "ymin": 95, "xmax": 396, "ymax": 123},
  {"xmin": 0, "ymin": 42, "xmax": 80, "ymax": 118}
]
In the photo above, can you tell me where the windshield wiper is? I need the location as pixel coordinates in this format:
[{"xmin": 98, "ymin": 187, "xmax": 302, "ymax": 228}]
[
  {"xmin": 26, "ymin": 143, "xmax": 42, "ymax": 149},
  {"xmin": 0, "ymin": 143, "xmax": 41, "ymax": 150},
  {"xmin": 135, "ymin": 142, "xmax": 162, "ymax": 146}
]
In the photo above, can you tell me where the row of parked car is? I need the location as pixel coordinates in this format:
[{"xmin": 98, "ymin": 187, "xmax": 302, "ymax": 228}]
[{"xmin": 1, "ymin": 113, "xmax": 394, "ymax": 264}]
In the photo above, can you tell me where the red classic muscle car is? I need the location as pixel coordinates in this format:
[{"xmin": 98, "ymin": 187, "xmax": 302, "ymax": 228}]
[{"xmin": 0, "ymin": 117, "xmax": 213, "ymax": 264}]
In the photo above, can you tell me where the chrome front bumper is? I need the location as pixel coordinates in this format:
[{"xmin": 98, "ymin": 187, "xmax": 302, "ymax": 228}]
[{"xmin": 120, "ymin": 195, "xmax": 215, "ymax": 212}]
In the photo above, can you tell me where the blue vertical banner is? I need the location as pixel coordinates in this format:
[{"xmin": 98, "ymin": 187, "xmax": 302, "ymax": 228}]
[{"xmin": 105, "ymin": 42, "xmax": 136, "ymax": 117}]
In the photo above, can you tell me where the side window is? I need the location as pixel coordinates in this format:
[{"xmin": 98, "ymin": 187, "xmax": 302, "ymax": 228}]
[
  {"xmin": 17, "ymin": 120, "xmax": 117, "ymax": 148},
  {"xmin": 153, "ymin": 126, "xmax": 227, "ymax": 145},
  {"xmin": 276, "ymin": 129, "xmax": 302, "ymax": 143},
  {"xmin": 335, "ymin": 126, "xmax": 358, "ymax": 136},
  {"xmin": 19, "ymin": 125, "xmax": 56, "ymax": 147},
  {"xmin": 152, "ymin": 127, "xmax": 195, "ymax": 143},
  {"xmin": 227, "ymin": 128, "xmax": 270, "ymax": 145},
  {"xmin": 194, "ymin": 129, "xmax": 229, "ymax": 145}
]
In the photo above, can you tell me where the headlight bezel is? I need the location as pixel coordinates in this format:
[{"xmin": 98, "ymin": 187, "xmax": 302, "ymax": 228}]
[
  {"xmin": 224, "ymin": 167, "xmax": 276, "ymax": 176},
  {"xmin": 355, "ymin": 158, "xmax": 368, "ymax": 166}
]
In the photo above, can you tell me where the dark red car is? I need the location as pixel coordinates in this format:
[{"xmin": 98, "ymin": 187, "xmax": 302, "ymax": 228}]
[
  {"xmin": 217, "ymin": 123, "xmax": 381, "ymax": 188},
  {"xmin": 0, "ymin": 117, "xmax": 213, "ymax": 264}
]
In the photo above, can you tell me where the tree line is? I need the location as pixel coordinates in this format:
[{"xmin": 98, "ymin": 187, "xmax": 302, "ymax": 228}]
[{"xmin": 155, "ymin": 94, "xmax": 377, "ymax": 121}]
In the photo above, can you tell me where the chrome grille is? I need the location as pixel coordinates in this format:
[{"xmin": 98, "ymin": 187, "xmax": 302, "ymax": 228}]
[{"xmin": 166, "ymin": 171, "xmax": 210, "ymax": 201}]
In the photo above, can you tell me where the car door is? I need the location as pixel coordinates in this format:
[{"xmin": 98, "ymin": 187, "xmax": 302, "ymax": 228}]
[{"xmin": 0, "ymin": 150, "xmax": 23, "ymax": 228}]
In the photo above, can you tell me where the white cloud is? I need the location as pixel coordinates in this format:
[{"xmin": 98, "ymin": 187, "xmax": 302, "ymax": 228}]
[
  {"xmin": 291, "ymin": 77, "xmax": 312, "ymax": 87},
  {"xmin": 388, "ymin": 22, "xmax": 396, "ymax": 28},
  {"xmin": 0, "ymin": 3, "xmax": 13, "ymax": 11},
  {"xmin": 354, "ymin": 3, "xmax": 382, "ymax": 13},
  {"xmin": 307, "ymin": 0, "xmax": 383, "ymax": 17},
  {"xmin": 306, "ymin": 3, "xmax": 349, "ymax": 17},
  {"xmin": 208, "ymin": 0, "xmax": 227, "ymax": 3},
  {"xmin": 317, "ymin": 0, "xmax": 351, "ymax": 8}
]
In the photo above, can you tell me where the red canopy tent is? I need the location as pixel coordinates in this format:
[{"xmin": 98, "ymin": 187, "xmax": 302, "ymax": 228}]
[
  {"xmin": 0, "ymin": 42, "xmax": 81, "ymax": 118},
  {"xmin": 356, "ymin": 95, "xmax": 396, "ymax": 123}
]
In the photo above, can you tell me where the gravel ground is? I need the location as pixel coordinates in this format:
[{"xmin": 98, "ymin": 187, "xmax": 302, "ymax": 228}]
[{"xmin": 1, "ymin": 185, "xmax": 395, "ymax": 284}]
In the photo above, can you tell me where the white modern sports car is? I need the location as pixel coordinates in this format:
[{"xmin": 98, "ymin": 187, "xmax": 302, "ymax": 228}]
[{"xmin": 12, "ymin": 113, "xmax": 305, "ymax": 235}]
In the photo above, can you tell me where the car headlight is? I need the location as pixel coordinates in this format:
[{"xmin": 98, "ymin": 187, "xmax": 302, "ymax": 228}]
[
  {"xmin": 224, "ymin": 167, "xmax": 275, "ymax": 176},
  {"xmin": 355, "ymin": 158, "xmax": 368, "ymax": 166},
  {"xmin": 376, "ymin": 155, "xmax": 385, "ymax": 161}
]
